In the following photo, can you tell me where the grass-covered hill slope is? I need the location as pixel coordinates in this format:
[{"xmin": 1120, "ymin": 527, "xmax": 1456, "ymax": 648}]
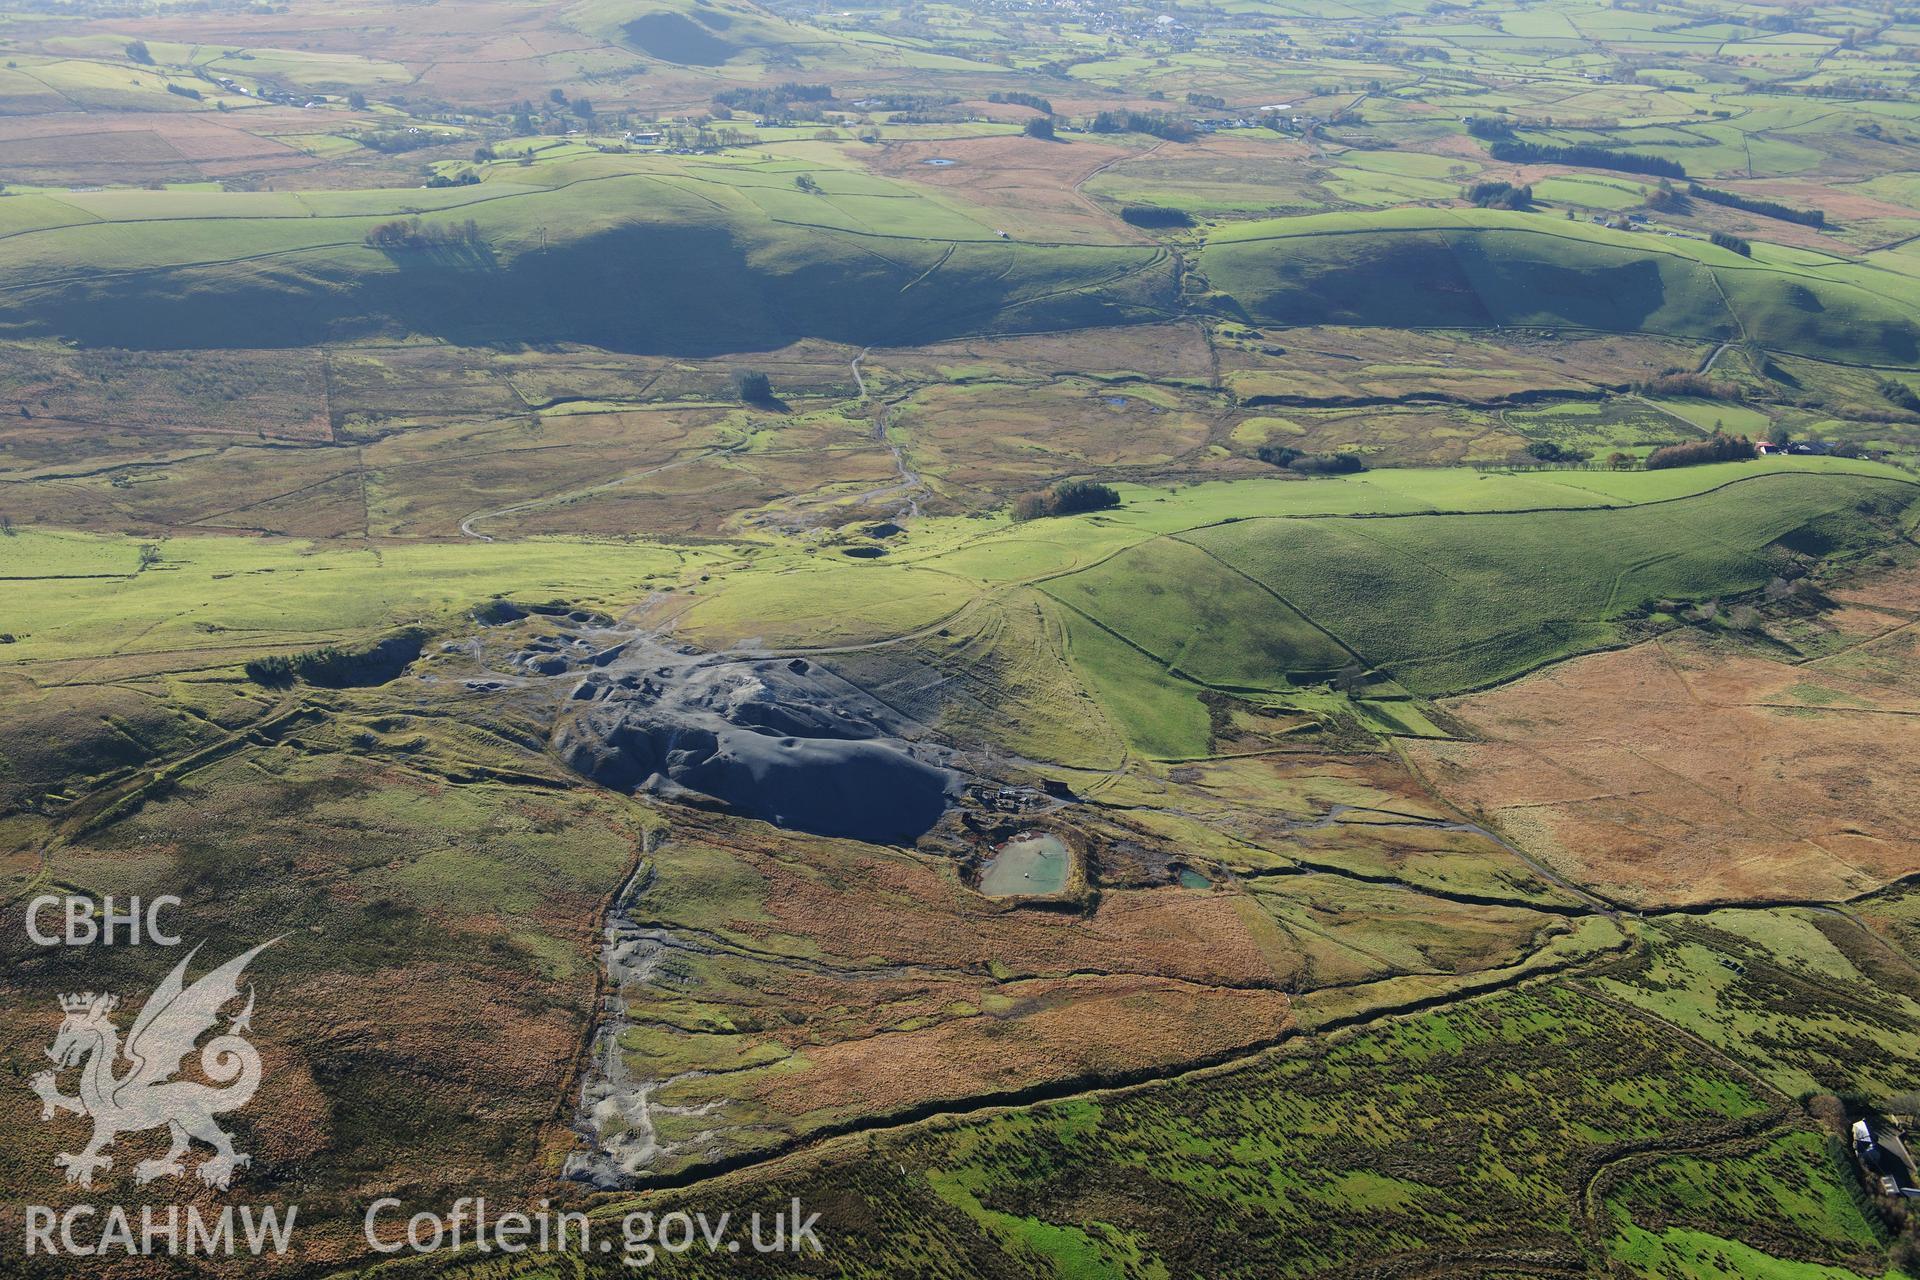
[
  {"xmin": 569, "ymin": 0, "xmax": 975, "ymax": 74},
  {"xmin": 1045, "ymin": 469, "xmax": 1920, "ymax": 696},
  {"xmin": 9, "ymin": 184, "xmax": 1917, "ymax": 362},
  {"xmin": 570, "ymin": 0, "xmax": 803, "ymax": 66},
  {"xmin": 0, "ymin": 167, "xmax": 1173, "ymax": 352},
  {"xmin": 1202, "ymin": 210, "xmax": 1920, "ymax": 367}
]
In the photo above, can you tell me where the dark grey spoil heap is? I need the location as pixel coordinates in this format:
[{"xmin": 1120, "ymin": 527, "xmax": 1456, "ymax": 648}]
[{"xmin": 552, "ymin": 650, "xmax": 957, "ymax": 844}]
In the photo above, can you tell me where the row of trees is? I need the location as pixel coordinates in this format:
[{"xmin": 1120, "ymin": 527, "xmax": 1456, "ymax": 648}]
[
  {"xmin": 1256, "ymin": 445, "xmax": 1366, "ymax": 474},
  {"xmin": 1119, "ymin": 204, "xmax": 1191, "ymax": 227},
  {"xmin": 1011, "ymin": 480, "xmax": 1120, "ymax": 522},
  {"xmin": 361, "ymin": 129, "xmax": 446, "ymax": 154},
  {"xmin": 1630, "ymin": 371, "xmax": 1743, "ymax": 400},
  {"xmin": 1645, "ymin": 431, "xmax": 1758, "ymax": 470},
  {"xmin": 1464, "ymin": 180, "xmax": 1531, "ymax": 210},
  {"xmin": 1489, "ymin": 139, "xmax": 1685, "ymax": 179},
  {"xmin": 1643, "ymin": 178, "xmax": 1687, "ymax": 213},
  {"xmin": 1088, "ymin": 111, "xmax": 1196, "ymax": 142},
  {"xmin": 988, "ymin": 90, "xmax": 1053, "ymax": 114},
  {"xmin": 1688, "ymin": 183, "xmax": 1826, "ymax": 227},
  {"xmin": 1496, "ymin": 432, "xmax": 1874, "ymax": 473},
  {"xmin": 732, "ymin": 370, "xmax": 773, "ymax": 403},
  {"xmin": 1487, "ymin": 453, "xmax": 1655, "ymax": 473},
  {"xmin": 364, "ymin": 218, "xmax": 483, "ymax": 251},
  {"xmin": 1524, "ymin": 440, "xmax": 1589, "ymax": 464},
  {"xmin": 509, "ymin": 91, "xmax": 598, "ymax": 135},
  {"xmin": 714, "ymin": 82, "xmax": 834, "ymax": 124},
  {"xmin": 1879, "ymin": 378, "xmax": 1920, "ymax": 413}
]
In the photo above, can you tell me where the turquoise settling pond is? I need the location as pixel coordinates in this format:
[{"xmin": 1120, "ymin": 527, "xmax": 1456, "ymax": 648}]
[{"xmin": 979, "ymin": 833, "xmax": 1070, "ymax": 897}]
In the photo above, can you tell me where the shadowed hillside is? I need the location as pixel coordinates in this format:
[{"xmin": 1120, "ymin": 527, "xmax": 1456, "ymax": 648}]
[
  {"xmin": 1203, "ymin": 211, "xmax": 1920, "ymax": 366},
  {"xmin": 0, "ymin": 176, "xmax": 1174, "ymax": 353}
]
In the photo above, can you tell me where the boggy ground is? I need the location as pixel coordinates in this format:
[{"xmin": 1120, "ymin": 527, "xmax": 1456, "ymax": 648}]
[
  {"xmin": 1408, "ymin": 558, "xmax": 1920, "ymax": 908},
  {"xmin": 566, "ymin": 770, "xmax": 1584, "ymax": 1183}
]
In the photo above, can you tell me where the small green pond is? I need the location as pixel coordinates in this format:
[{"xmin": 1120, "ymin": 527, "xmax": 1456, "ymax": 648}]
[{"xmin": 979, "ymin": 833, "xmax": 1070, "ymax": 897}]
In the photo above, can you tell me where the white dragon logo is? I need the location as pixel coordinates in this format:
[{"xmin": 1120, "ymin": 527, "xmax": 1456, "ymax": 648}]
[{"xmin": 30, "ymin": 939, "xmax": 276, "ymax": 1191}]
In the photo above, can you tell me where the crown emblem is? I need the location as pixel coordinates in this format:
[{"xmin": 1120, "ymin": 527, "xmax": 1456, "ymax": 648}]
[{"xmin": 58, "ymin": 992, "xmax": 115, "ymax": 1013}]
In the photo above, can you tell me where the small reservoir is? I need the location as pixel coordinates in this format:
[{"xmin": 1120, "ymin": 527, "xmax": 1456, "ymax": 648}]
[{"xmin": 979, "ymin": 832, "xmax": 1070, "ymax": 897}]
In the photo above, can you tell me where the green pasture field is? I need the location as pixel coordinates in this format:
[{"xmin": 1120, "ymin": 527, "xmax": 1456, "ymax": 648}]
[
  {"xmin": 1340, "ymin": 149, "xmax": 1476, "ymax": 181},
  {"xmin": 1051, "ymin": 598, "xmax": 1215, "ymax": 758},
  {"xmin": 38, "ymin": 34, "xmax": 412, "ymax": 89},
  {"xmin": 0, "ymin": 532, "xmax": 705, "ymax": 670},
  {"xmin": 1325, "ymin": 165, "xmax": 1459, "ymax": 207},
  {"xmin": 1042, "ymin": 534, "xmax": 1354, "ymax": 689},
  {"xmin": 14, "ymin": 458, "xmax": 1895, "ymax": 731},
  {"xmin": 1067, "ymin": 470, "xmax": 1919, "ymax": 695},
  {"xmin": 1517, "ymin": 122, "xmax": 1780, "ymax": 181},
  {"xmin": 2, "ymin": 55, "xmax": 225, "ymax": 111},
  {"xmin": 652, "ymin": 459, "xmax": 1916, "ymax": 752},
  {"xmin": 1530, "ymin": 174, "xmax": 1652, "ymax": 211},
  {"xmin": 1643, "ymin": 396, "xmax": 1774, "ymax": 435},
  {"xmin": 1084, "ymin": 152, "xmax": 1333, "ymax": 216}
]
